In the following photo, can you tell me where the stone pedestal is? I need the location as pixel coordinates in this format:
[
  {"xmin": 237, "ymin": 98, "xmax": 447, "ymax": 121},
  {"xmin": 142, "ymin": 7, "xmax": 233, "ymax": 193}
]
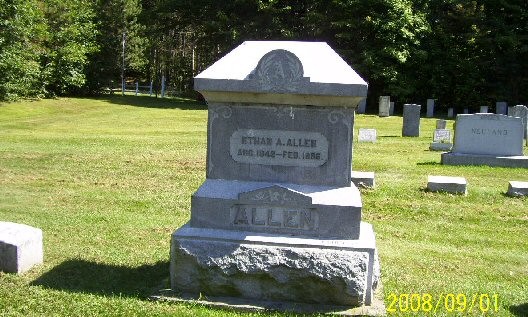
[
  {"xmin": 171, "ymin": 222, "xmax": 379, "ymax": 306},
  {"xmin": 170, "ymin": 41, "xmax": 380, "ymax": 311}
]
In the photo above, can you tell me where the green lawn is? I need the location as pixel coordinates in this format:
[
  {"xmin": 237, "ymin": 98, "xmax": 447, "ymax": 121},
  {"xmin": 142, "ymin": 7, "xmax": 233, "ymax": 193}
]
[{"xmin": 0, "ymin": 96, "xmax": 526, "ymax": 316}]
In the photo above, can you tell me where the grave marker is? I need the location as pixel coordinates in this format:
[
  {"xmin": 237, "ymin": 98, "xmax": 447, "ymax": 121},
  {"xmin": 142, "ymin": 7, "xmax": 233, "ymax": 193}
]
[
  {"xmin": 426, "ymin": 99, "xmax": 435, "ymax": 117},
  {"xmin": 170, "ymin": 41, "xmax": 380, "ymax": 310},
  {"xmin": 379, "ymin": 96, "xmax": 390, "ymax": 117},
  {"xmin": 402, "ymin": 104, "xmax": 421, "ymax": 137},
  {"xmin": 442, "ymin": 114, "xmax": 528, "ymax": 168},
  {"xmin": 358, "ymin": 128, "xmax": 377, "ymax": 143}
]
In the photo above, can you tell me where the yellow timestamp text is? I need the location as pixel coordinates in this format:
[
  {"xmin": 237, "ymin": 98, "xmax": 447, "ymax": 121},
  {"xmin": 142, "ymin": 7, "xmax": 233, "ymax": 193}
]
[{"xmin": 387, "ymin": 293, "xmax": 499, "ymax": 314}]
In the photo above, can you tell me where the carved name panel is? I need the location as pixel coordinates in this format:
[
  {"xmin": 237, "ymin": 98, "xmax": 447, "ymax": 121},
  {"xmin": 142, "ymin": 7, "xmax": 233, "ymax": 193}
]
[{"xmin": 230, "ymin": 129, "xmax": 329, "ymax": 167}]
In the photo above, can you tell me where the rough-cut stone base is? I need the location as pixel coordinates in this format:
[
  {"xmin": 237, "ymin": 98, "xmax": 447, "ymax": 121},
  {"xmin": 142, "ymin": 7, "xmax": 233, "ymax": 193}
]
[
  {"xmin": 0, "ymin": 222, "xmax": 43, "ymax": 274},
  {"xmin": 427, "ymin": 176, "xmax": 467, "ymax": 195},
  {"xmin": 351, "ymin": 171, "xmax": 375, "ymax": 188},
  {"xmin": 429, "ymin": 142, "xmax": 452, "ymax": 151},
  {"xmin": 507, "ymin": 181, "xmax": 528, "ymax": 197},
  {"xmin": 170, "ymin": 222, "xmax": 379, "ymax": 307},
  {"xmin": 441, "ymin": 153, "xmax": 528, "ymax": 168}
]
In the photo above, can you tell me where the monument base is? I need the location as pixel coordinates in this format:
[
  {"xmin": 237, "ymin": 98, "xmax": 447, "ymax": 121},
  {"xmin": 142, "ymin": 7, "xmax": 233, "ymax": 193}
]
[
  {"xmin": 441, "ymin": 152, "xmax": 528, "ymax": 168},
  {"xmin": 170, "ymin": 222, "xmax": 379, "ymax": 308},
  {"xmin": 429, "ymin": 142, "xmax": 452, "ymax": 152}
]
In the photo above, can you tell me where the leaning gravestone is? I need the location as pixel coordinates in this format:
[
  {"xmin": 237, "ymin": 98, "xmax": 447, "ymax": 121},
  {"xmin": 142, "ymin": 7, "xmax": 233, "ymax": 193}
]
[
  {"xmin": 436, "ymin": 119, "xmax": 447, "ymax": 129},
  {"xmin": 510, "ymin": 105, "xmax": 528, "ymax": 142},
  {"xmin": 170, "ymin": 41, "xmax": 380, "ymax": 310},
  {"xmin": 379, "ymin": 96, "xmax": 390, "ymax": 117},
  {"xmin": 358, "ymin": 128, "xmax": 377, "ymax": 143},
  {"xmin": 441, "ymin": 114, "xmax": 528, "ymax": 168},
  {"xmin": 402, "ymin": 104, "xmax": 421, "ymax": 137}
]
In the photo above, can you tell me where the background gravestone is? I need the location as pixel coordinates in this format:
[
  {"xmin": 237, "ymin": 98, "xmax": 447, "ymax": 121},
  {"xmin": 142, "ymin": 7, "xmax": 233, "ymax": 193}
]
[
  {"xmin": 480, "ymin": 106, "xmax": 488, "ymax": 113},
  {"xmin": 442, "ymin": 114, "xmax": 528, "ymax": 167},
  {"xmin": 426, "ymin": 99, "xmax": 435, "ymax": 117},
  {"xmin": 0, "ymin": 222, "xmax": 43, "ymax": 274},
  {"xmin": 358, "ymin": 128, "xmax": 377, "ymax": 143},
  {"xmin": 436, "ymin": 119, "xmax": 447, "ymax": 129},
  {"xmin": 357, "ymin": 99, "xmax": 366, "ymax": 114},
  {"xmin": 447, "ymin": 107, "xmax": 454, "ymax": 118},
  {"xmin": 496, "ymin": 101, "xmax": 508, "ymax": 115},
  {"xmin": 389, "ymin": 101, "xmax": 395, "ymax": 116},
  {"xmin": 510, "ymin": 105, "xmax": 527, "ymax": 142},
  {"xmin": 170, "ymin": 41, "xmax": 380, "ymax": 310},
  {"xmin": 402, "ymin": 104, "xmax": 421, "ymax": 137},
  {"xmin": 378, "ymin": 96, "xmax": 390, "ymax": 117}
]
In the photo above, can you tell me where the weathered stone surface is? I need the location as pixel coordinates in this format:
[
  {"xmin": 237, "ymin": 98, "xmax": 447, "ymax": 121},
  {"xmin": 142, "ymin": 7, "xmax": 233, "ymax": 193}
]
[
  {"xmin": 427, "ymin": 176, "xmax": 467, "ymax": 195},
  {"xmin": 0, "ymin": 222, "xmax": 43, "ymax": 274},
  {"xmin": 351, "ymin": 171, "xmax": 375, "ymax": 188},
  {"xmin": 358, "ymin": 128, "xmax": 377, "ymax": 143},
  {"xmin": 451, "ymin": 114, "xmax": 523, "ymax": 156},
  {"xmin": 170, "ymin": 223, "xmax": 379, "ymax": 306},
  {"xmin": 402, "ymin": 104, "xmax": 421, "ymax": 137},
  {"xmin": 389, "ymin": 102, "xmax": 395, "ymax": 116},
  {"xmin": 507, "ymin": 181, "xmax": 528, "ymax": 197},
  {"xmin": 447, "ymin": 108, "xmax": 454, "ymax": 118},
  {"xmin": 207, "ymin": 104, "xmax": 354, "ymax": 187},
  {"xmin": 378, "ymin": 96, "xmax": 390, "ymax": 117},
  {"xmin": 190, "ymin": 179, "xmax": 362, "ymax": 239}
]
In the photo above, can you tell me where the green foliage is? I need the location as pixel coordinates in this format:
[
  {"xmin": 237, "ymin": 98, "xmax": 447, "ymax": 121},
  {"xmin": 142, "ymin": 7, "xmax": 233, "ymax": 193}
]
[
  {"xmin": 41, "ymin": 0, "xmax": 99, "ymax": 96},
  {"xmin": 0, "ymin": 0, "xmax": 47, "ymax": 100}
]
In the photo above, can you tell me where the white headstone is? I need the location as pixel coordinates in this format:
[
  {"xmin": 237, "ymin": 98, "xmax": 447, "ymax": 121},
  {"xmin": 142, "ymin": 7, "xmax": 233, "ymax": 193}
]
[
  {"xmin": 452, "ymin": 114, "xmax": 524, "ymax": 156},
  {"xmin": 358, "ymin": 128, "xmax": 377, "ymax": 143},
  {"xmin": 433, "ymin": 129, "xmax": 451, "ymax": 142},
  {"xmin": 427, "ymin": 176, "xmax": 467, "ymax": 195},
  {"xmin": 0, "ymin": 222, "xmax": 43, "ymax": 274}
]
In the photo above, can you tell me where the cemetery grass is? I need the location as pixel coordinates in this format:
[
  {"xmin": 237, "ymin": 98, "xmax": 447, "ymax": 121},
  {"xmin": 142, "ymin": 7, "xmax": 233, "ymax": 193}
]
[{"xmin": 0, "ymin": 97, "xmax": 525, "ymax": 317}]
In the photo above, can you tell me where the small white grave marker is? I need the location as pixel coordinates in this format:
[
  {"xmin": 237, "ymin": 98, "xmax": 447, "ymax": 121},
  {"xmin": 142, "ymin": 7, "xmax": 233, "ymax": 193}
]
[
  {"xmin": 358, "ymin": 128, "xmax": 377, "ymax": 143},
  {"xmin": 427, "ymin": 176, "xmax": 467, "ymax": 195}
]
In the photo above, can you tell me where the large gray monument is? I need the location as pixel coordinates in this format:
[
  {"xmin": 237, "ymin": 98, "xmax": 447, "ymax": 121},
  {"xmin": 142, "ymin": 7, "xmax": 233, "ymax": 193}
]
[
  {"xmin": 441, "ymin": 114, "xmax": 528, "ymax": 168},
  {"xmin": 170, "ymin": 41, "xmax": 380, "ymax": 310}
]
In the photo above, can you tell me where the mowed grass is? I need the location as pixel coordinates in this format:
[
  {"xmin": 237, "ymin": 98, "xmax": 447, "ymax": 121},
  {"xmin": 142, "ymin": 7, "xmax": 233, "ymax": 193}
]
[{"xmin": 0, "ymin": 96, "xmax": 526, "ymax": 316}]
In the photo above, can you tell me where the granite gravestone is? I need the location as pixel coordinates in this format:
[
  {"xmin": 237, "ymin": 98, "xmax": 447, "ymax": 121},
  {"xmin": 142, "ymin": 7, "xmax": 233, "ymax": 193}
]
[
  {"xmin": 170, "ymin": 41, "xmax": 380, "ymax": 309},
  {"xmin": 402, "ymin": 104, "xmax": 421, "ymax": 137},
  {"xmin": 389, "ymin": 101, "xmax": 395, "ymax": 116},
  {"xmin": 436, "ymin": 119, "xmax": 447, "ymax": 129},
  {"xmin": 496, "ymin": 101, "xmax": 508, "ymax": 115},
  {"xmin": 430, "ymin": 129, "xmax": 452, "ymax": 151},
  {"xmin": 441, "ymin": 114, "xmax": 528, "ymax": 168},
  {"xmin": 379, "ymin": 96, "xmax": 390, "ymax": 117},
  {"xmin": 510, "ymin": 105, "xmax": 527, "ymax": 142},
  {"xmin": 358, "ymin": 99, "xmax": 367, "ymax": 114},
  {"xmin": 0, "ymin": 222, "xmax": 43, "ymax": 274},
  {"xmin": 358, "ymin": 128, "xmax": 377, "ymax": 143},
  {"xmin": 426, "ymin": 99, "xmax": 435, "ymax": 117},
  {"xmin": 447, "ymin": 108, "xmax": 454, "ymax": 118}
]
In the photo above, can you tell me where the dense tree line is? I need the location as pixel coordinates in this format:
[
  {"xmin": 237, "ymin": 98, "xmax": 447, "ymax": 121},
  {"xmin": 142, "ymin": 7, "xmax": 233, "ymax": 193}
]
[{"xmin": 1, "ymin": 0, "xmax": 527, "ymax": 111}]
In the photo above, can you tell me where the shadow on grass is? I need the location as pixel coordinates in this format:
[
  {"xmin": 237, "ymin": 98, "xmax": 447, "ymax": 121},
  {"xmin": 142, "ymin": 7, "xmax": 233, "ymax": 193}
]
[
  {"xmin": 31, "ymin": 259, "xmax": 169, "ymax": 298},
  {"xmin": 96, "ymin": 95, "xmax": 207, "ymax": 110},
  {"xmin": 510, "ymin": 303, "xmax": 528, "ymax": 317}
]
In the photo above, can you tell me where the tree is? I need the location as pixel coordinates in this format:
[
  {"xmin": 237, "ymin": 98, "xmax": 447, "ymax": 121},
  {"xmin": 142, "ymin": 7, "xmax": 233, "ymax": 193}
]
[{"xmin": 0, "ymin": 0, "xmax": 46, "ymax": 100}]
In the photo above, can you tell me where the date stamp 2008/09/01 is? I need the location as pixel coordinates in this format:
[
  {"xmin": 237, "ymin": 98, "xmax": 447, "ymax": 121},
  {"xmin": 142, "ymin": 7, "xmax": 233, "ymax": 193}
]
[{"xmin": 387, "ymin": 293, "xmax": 499, "ymax": 314}]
